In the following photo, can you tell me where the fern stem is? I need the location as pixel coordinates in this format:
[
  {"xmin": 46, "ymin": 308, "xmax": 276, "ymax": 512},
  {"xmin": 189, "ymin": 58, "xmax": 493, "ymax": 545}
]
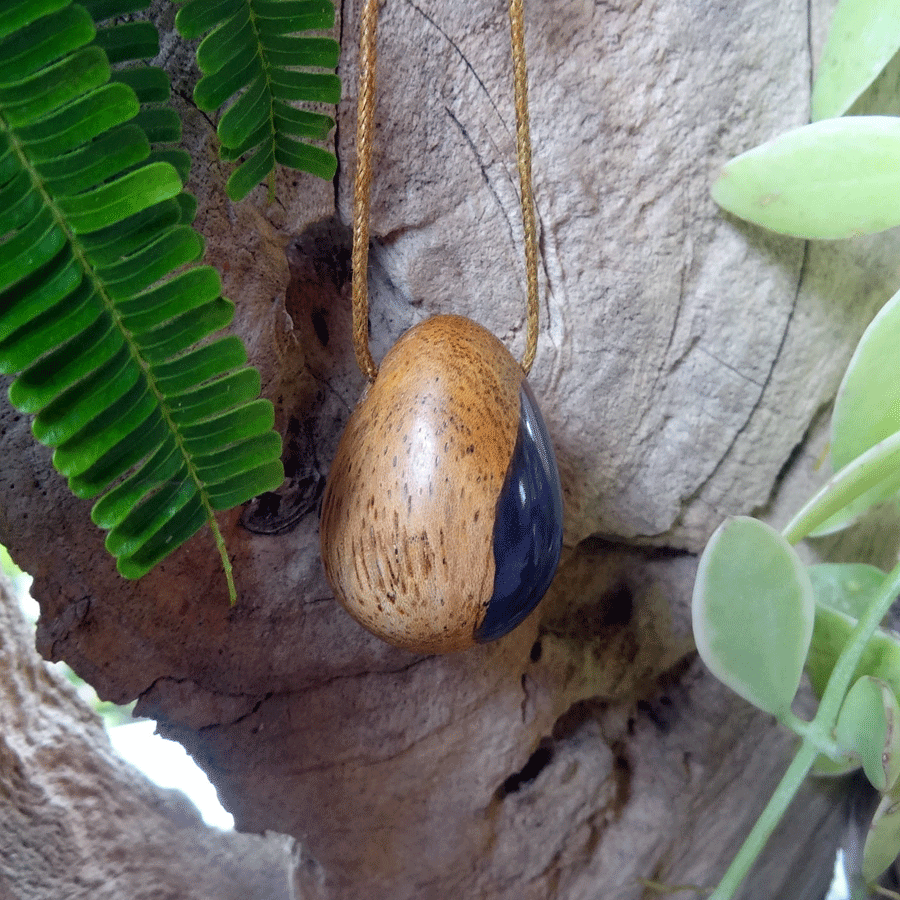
[{"xmin": 209, "ymin": 514, "xmax": 237, "ymax": 604}]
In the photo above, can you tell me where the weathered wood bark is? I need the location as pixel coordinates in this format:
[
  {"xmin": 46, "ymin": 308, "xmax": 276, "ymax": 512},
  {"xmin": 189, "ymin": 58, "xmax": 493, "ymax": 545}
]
[
  {"xmin": 0, "ymin": 575, "xmax": 295, "ymax": 900},
  {"xmin": 2, "ymin": 0, "xmax": 899, "ymax": 897}
]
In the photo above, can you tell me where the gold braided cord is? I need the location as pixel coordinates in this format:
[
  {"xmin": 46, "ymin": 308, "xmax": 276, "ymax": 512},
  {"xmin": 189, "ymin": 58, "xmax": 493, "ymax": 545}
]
[
  {"xmin": 508, "ymin": 0, "xmax": 540, "ymax": 375},
  {"xmin": 352, "ymin": 0, "xmax": 380, "ymax": 382},
  {"xmin": 351, "ymin": 0, "xmax": 540, "ymax": 380}
]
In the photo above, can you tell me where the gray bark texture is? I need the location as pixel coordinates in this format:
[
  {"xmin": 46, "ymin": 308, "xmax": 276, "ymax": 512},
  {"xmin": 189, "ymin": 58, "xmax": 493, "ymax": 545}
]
[{"xmin": 2, "ymin": 0, "xmax": 900, "ymax": 897}]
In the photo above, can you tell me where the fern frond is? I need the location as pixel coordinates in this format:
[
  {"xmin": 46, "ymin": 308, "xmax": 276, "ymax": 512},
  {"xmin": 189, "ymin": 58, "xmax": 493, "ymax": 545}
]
[
  {"xmin": 0, "ymin": 0, "xmax": 284, "ymax": 601},
  {"xmin": 83, "ymin": 0, "xmax": 194, "ymax": 186},
  {"xmin": 175, "ymin": 0, "xmax": 340, "ymax": 201}
]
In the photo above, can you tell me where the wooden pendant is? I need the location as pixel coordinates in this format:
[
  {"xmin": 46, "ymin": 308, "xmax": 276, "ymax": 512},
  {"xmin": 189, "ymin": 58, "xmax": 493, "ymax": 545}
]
[{"xmin": 320, "ymin": 315, "xmax": 563, "ymax": 653}]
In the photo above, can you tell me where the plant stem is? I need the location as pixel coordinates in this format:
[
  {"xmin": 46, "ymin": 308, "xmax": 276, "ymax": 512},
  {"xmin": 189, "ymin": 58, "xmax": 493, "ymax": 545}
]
[
  {"xmin": 710, "ymin": 557, "xmax": 900, "ymax": 900},
  {"xmin": 782, "ymin": 431, "xmax": 900, "ymax": 544},
  {"xmin": 209, "ymin": 517, "xmax": 236, "ymax": 604},
  {"xmin": 779, "ymin": 710, "xmax": 843, "ymax": 760}
]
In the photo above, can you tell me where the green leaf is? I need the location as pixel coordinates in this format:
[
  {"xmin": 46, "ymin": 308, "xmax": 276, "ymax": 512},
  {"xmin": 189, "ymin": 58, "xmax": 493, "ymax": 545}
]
[
  {"xmin": 31, "ymin": 345, "xmax": 139, "ymax": 445},
  {"xmin": 53, "ymin": 381, "xmax": 159, "ymax": 479},
  {"xmin": 181, "ymin": 397, "xmax": 274, "ymax": 453},
  {"xmin": 101, "ymin": 227, "xmax": 204, "ymax": 299},
  {"xmin": 225, "ymin": 142, "xmax": 274, "ymax": 201},
  {"xmin": 206, "ymin": 458, "xmax": 284, "ymax": 509},
  {"xmin": 152, "ymin": 336, "xmax": 247, "ymax": 394},
  {"xmin": 110, "ymin": 67, "xmax": 170, "ymax": 104},
  {"xmin": 2, "ymin": 282, "xmax": 105, "ymax": 384},
  {"xmin": 835, "ymin": 676, "xmax": 900, "ymax": 791},
  {"xmin": 116, "ymin": 494, "xmax": 208, "ymax": 577},
  {"xmin": 0, "ymin": 0, "xmax": 70, "ymax": 44},
  {"xmin": 105, "ymin": 476, "xmax": 197, "ymax": 557},
  {"xmin": 194, "ymin": 430, "xmax": 282, "ymax": 484},
  {"xmin": 833, "ymin": 282, "xmax": 900, "ymax": 473},
  {"xmin": 56, "ymin": 161, "xmax": 183, "ymax": 234},
  {"xmin": 809, "ymin": 563, "xmax": 887, "ymax": 619},
  {"xmin": 81, "ymin": 0, "xmax": 150, "ymax": 21},
  {"xmin": 80, "ymin": 198, "xmax": 182, "ymax": 265},
  {"xmin": 274, "ymin": 132, "xmax": 335, "ymax": 178},
  {"xmin": 253, "ymin": 0, "xmax": 334, "ymax": 29},
  {"xmin": 259, "ymin": 35, "xmax": 339, "ymax": 68},
  {"xmin": 863, "ymin": 793, "xmax": 900, "ymax": 881},
  {"xmin": 267, "ymin": 69, "xmax": 340, "ymax": 104},
  {"xmin": 118, "ymin": 266, "xmax": 222, "ymax": 330},
  {"xmin": 272, "ymin": 100, "xmax": 333, "ymax": 139},
  {"xmin": 6, "ymin": 309, "xmax": 119, "ymax": 403},
  {"xmin": 93, "ymin": 21, "xmax": 159, "ymax": 64},
  {"xmin": 20, "ymin": 82, "xmax": 139, "ymax": 160},
  {"xmin": 136, "ymin": 297, "xmax": 234, "ymax": 363},
  {"xmin": 806, "ymin": 565, "xmax": 900, "ymax": 704},
  {"xmin": 168, "ymin": 367, "xmax": 261, "ymax": 425},
  {"xmin": 176, "ymin": 0, "xmax": 339, "ymax": 198},
  {"xmin": 0, "ymin": 47, "xmax": 108, "ymax": 127},
  {"xmin": 37, "ymin": 124, "xmax": 150, "ymax": 196},
  {"xmin": 812, "ymin": 0, "xmax": 900, "ymax": 121},
  {"xmin": 133, "ymin": 107, "xmax": 181, "ymax": 145},
  {"xmin": 0, "ymin": 3, "xmax": 285, "ymax": 601},
  {"xmin": 64, "ymin": 408, "xmax": 167, "ymax": 489},
  {"xmin": 712, "ymin": 117, "xmax": 900, "ymax": 239},
  {"xmin": 784, "ymin": 285, "xmax": 900, "ymax": 537},
  {"xmin": 782, "ymin": 430, "xmax": 900, "ymax": 542},
  {"xmin": 692, "ymin": 516, "xmax": 814, "ymax": 716},
  {"xmin": 217, "ymin": 75, "xmax": 269, "ymax": 148},
  {"xmin": 90, "ymin": 439, "xmax": 183, "ymax": 530},
  {"xmin": 0, "ymin": 250, "xmax": 81, "ymax": 339},
  {"xmin": 175, "ymin": 0, "xmax": 245, "ymax": 40},
  {"xmin": 0, "ymin": 5, "xmax": 95, "ymax": 83},
  {"xmin": 195, "ymin": 7, "xmax": 252, "ymax": 73},
  {"xmin": 193, "ymin": 44, "xmax": 261, "ymax": 110}
]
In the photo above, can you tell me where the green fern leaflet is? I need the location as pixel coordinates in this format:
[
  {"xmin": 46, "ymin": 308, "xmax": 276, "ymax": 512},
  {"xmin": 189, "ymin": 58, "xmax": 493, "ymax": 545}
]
[
  {"xmin": 0, "ymin": 0, "xmax": 285, "ymax": 602},
  {"xmin": 176, "ymin": 0, "xmax": 340, "ymax": 201}
]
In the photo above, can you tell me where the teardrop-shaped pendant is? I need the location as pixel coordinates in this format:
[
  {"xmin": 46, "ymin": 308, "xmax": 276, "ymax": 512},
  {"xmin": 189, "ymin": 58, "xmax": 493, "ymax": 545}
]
[{"xmin": 320, "ymin": 315, "xmax": 563, "ymax": 653}]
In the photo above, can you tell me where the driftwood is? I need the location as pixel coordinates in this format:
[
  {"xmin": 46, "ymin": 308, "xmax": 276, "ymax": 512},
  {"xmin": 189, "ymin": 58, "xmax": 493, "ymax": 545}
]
[{"xmin": 2, "ymin": 0, "xmax": 900, "ymax": 896}]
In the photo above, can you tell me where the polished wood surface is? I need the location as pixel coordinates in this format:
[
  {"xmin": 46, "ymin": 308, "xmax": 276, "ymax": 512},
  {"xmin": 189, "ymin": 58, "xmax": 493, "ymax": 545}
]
[{"xmin": 320, "ymin": 315, "xmax": 524, "ymax": 652}]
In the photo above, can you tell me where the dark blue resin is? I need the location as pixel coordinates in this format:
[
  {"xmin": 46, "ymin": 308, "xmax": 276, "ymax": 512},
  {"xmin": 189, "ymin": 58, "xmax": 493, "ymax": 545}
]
[{"xmin": 475, "ymin": 381, "xmax": 564, "ymax": 643}]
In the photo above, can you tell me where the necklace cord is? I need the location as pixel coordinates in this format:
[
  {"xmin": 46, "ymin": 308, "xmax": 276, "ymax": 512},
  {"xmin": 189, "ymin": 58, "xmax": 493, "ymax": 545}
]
[
  {"xmin": 508, "ymin": 0, "xmax": 540, "ymax": 376},
  {"xmin": 351, "ymin": 0, "xmax": 380, "ymax": 382},
  {"xmin": 351, "ymin": 0, "xmax": 540, "ymax": 381}
]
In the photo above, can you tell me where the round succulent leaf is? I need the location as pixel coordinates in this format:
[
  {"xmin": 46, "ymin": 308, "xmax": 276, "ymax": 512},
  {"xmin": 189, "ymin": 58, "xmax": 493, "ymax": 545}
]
[
  {"xmin": 711, "ymin": 116, "xmax": 900, "ymax": 239},
  {"xmin": 812, "ymin": 0, "xmax": 900, "ymax": 121},
  {"xmin": 863, "ymin": 792, "xmax": 900, "ymax": 882},
  {"xmin": 836, "ymin": 676, "xmax": 900, "ymax": 791},
  {"xmin": 810, "ymin": 563, "xmax": 888, "ymax": 619},
  {"xmin": 692, "ymin": 516, "xmax": 815, "ymax": 716},
  {"xmin": 807, "ymin": 606, "xmax": 900, "ymax": 704}
]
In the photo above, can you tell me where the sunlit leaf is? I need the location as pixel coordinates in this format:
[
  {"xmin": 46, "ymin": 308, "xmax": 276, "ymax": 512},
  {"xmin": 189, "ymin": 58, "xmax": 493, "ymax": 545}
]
[
  {"xmin": 812, "ymin": 0, "xmax": 900, "ymax": 121},
  {"xmin": 712, "ymin": 117, "xmax": 900, "ymax": 239}
]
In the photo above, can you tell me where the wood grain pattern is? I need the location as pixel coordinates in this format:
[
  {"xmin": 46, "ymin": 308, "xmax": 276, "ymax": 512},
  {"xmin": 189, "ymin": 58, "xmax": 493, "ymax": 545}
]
[{"xmin": 320, "ymin": 315, "xmax": 524, "ymax": 652}]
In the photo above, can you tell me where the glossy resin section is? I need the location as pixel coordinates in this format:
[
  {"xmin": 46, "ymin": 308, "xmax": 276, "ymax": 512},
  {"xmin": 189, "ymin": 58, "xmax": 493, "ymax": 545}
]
[{"xmin": 475, "ymin": 381, "xmax": 564, "ymax": 642}]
